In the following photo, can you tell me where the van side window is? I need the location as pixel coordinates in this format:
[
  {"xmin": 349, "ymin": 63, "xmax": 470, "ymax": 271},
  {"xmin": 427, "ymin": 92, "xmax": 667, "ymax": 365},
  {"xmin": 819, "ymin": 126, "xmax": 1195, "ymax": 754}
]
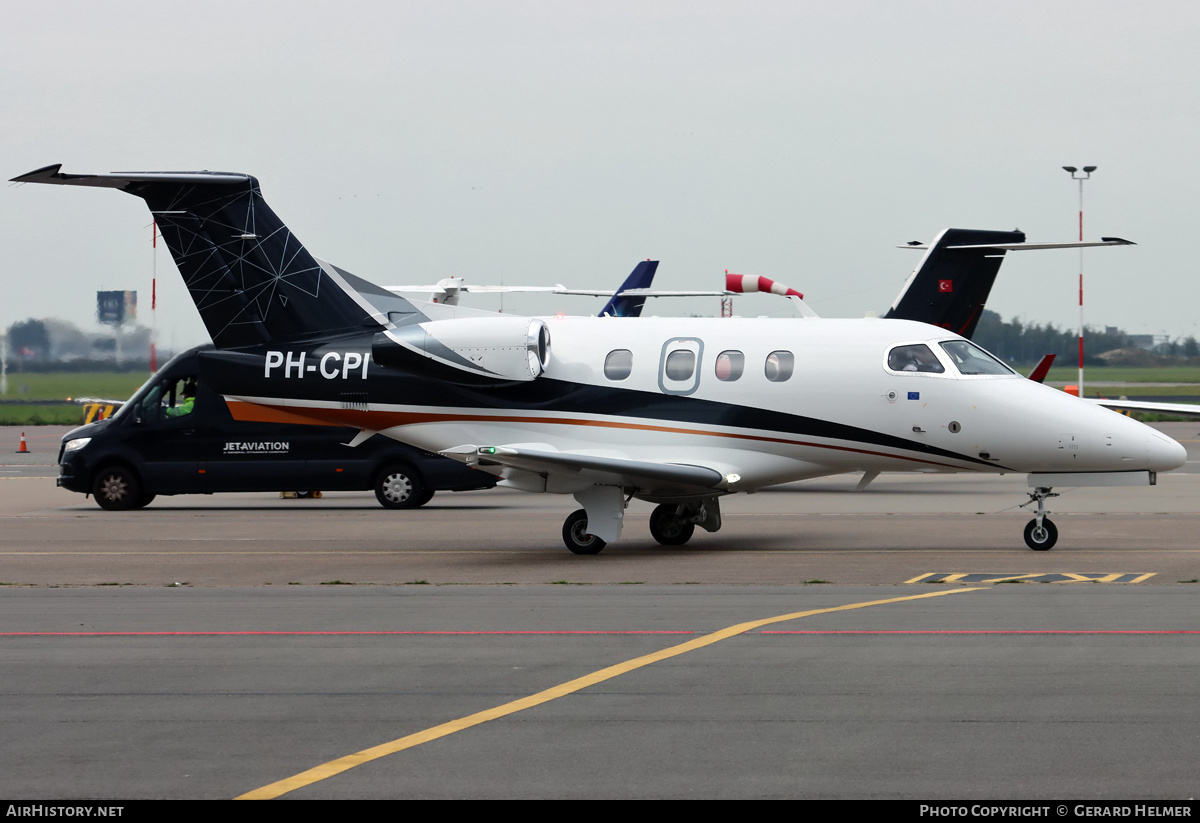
[
  {"xmin": 604, "ymin": 349, "xmax": 633, "ymax": 380},
  {"xmin": 164, "ymin": 377, "xmax": 199, "ymax": 418},
  {"xmin": 764, "ymin": 351, "xmax": 794, "ymax": 382},
  {"xmin": 715, "ymin": 350, "xmax": 744, "ymax": 382}
]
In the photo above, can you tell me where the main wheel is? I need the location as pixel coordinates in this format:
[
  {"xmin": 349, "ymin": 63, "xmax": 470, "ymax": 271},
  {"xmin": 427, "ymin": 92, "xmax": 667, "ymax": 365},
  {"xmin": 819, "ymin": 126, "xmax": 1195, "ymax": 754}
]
[
  {"xmin": 649, "ymin": 504, "xmax": 695, "ymax": 546},
  {"xmin": 375, "ymin": 466, "xmax": 429, "ymax": 509},
  {"xmin": 562, "ymin": 509, "xmax": 606, "ymax": 554},
  {"xmin": 92, "ymin": 466, "xmax": 143, "ymax": 511},
  {"xmin": 1023, "ymin": 518, "xmax": 1058, "ymax": 551}
]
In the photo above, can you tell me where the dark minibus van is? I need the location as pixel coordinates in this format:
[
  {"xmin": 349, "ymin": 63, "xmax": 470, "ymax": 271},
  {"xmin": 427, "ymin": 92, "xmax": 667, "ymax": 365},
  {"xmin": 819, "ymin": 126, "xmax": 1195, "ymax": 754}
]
[{"xmin": 57, "ymin": 346, "xmax": 495, "ymax": 510}]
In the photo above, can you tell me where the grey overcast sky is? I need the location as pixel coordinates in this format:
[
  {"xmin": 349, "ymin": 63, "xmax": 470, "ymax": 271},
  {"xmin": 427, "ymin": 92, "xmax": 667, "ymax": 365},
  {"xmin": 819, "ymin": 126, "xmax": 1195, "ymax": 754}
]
[{"xmin": 4, "ymin": 0, "xmax": 1199, "ymax": 350}]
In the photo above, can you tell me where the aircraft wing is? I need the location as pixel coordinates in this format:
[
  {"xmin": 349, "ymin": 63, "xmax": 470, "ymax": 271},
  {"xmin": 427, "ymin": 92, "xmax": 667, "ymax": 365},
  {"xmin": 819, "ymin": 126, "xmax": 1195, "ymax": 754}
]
[
  {"xmin": 439, "ymin": 444, "xmax": 728, "ymax": 496},
  {"xmin": 1092, "ymin": 398, "xmax": 1200, "ymax": 418},
  {"xmin": 386, "ymin": 284, "xmax": 568, "ymax": 294},
  {"xmin": 613, "ymin": 288, "xmax": 728, "ymax": 297}
]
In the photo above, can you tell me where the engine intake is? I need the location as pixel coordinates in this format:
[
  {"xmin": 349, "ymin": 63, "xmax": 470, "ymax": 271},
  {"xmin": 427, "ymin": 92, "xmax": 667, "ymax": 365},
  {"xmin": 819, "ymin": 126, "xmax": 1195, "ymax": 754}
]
[{"xmin": 372, "ymin": 317, "xmax": 550, "ymax": 384}]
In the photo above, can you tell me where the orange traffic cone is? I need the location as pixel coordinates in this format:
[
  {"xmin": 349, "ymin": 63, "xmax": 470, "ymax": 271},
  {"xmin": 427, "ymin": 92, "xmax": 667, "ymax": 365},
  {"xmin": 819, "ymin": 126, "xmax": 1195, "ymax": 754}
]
[{"xmin": 16, "ymin": 432, "xmax": 29, "ymax": 453}]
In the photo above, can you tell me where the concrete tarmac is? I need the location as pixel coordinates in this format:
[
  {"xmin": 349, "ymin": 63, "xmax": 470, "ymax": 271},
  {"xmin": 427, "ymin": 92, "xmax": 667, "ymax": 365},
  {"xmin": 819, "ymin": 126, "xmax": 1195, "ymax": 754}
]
[{"xmin": 1, "ymin": 424, "xmax": 1199, "ymax": 799}]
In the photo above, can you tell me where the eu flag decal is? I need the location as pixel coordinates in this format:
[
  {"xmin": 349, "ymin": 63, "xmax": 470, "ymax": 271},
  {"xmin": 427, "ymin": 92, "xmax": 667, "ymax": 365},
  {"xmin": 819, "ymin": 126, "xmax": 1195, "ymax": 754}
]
[{"xmin": 907, "ymin": 391, "xmax": 920, "ymax": 400}]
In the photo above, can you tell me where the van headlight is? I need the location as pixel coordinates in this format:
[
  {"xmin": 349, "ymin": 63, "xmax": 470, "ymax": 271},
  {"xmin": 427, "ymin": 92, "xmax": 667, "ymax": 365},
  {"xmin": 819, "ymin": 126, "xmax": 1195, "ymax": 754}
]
[{"xmin": 62, "ymin": 438, "xmax": 91, "ymax": 453}]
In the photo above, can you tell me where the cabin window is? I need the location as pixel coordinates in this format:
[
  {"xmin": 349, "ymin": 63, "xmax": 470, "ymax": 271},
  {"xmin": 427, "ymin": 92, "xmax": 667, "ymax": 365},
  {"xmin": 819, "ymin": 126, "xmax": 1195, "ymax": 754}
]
[
  {"xmin": 604, "ymin": 349, "xmax": 633, "ymax": 380},
  {"xmin": 664, "ymin": 349, "xmax": 696, "ymax": 381},
  {"xmin": 887, "ymin": 344, "xmax": 944, "ymax": 374},
  {"xmin": 715, "ymin": 350, "xmax": 744, "ymax": 382},
  {"xmin": 939, "ymin": 340, "xmax": 1015, "ymax": 376},
  {"xmin": 764, "ymin": 351, "xmax": 794, "ymax": 382}
]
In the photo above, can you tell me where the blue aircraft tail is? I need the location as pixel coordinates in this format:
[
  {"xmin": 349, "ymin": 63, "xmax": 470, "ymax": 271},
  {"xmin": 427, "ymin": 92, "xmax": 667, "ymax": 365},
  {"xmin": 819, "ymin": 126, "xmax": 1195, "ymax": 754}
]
[
  {"xmin": 11, "ymin": 164, "xmax": 380, "ymax": 349},
  {"xmin": 597, "ymin": 260, "xmax": 658, "ymax": 317}
]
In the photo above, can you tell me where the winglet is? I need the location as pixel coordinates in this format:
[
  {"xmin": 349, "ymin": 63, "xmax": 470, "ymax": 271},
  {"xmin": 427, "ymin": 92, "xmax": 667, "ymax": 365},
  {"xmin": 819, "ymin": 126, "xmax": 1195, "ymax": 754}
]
[{"xmin": 1027, "ymin": 354, "xmax": 1056, "ymax": 384}]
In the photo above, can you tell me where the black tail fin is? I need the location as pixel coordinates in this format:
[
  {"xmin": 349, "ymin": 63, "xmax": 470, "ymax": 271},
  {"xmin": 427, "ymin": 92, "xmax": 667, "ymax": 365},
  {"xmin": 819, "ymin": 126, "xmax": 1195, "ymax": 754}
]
[
  {"xmin": 883, "ymin": 228, "xmax": 1024, "ymax": 339},
  {"xmin": 11, "ymin": 164, "xmax": 380, "ymax": 349}
]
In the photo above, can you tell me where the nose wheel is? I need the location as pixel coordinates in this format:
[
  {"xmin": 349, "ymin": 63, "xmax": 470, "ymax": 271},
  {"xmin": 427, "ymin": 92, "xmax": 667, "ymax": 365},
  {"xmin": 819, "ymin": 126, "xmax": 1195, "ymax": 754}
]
[
  {"xmin": 1020, "ymin": 486, "xmax": 1059, "ymax": 551},
  {"xmin": 1023, "ymin": 517, "xmax": 1058, "ymax": 551}
]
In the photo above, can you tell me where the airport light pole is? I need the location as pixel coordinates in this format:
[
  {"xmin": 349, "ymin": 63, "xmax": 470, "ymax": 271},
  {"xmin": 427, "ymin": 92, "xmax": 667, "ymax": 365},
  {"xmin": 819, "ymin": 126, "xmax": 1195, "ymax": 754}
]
[{"xmin": 1063, "ymin": 165, "xmax": 1096, "ymax": 397}]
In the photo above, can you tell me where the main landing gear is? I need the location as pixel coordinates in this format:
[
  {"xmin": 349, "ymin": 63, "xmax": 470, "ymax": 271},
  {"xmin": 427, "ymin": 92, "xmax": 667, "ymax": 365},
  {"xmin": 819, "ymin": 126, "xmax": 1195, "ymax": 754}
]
[
  {"xmin": 562, "ymin": 509, "xmax": 606, "ymax": 555},
  {"xmin": 560, "ymin": 498, "xmax": 722, "ymax": 554},
  {"xmin": 1019, "ymin": 486, "xmax": 1059, "ymax": 551}
]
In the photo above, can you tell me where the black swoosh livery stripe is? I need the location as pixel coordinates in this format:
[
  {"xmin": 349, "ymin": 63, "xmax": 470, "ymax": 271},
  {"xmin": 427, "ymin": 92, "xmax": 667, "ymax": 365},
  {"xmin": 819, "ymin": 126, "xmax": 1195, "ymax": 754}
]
[{"xmin": 201, "ymin": 349, "xmax": 1008, "ymax": 471}]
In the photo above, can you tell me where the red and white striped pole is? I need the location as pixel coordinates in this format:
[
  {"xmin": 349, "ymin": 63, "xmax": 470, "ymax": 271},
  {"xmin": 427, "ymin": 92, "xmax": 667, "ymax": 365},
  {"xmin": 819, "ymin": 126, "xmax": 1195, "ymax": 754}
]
[{"xmin": 1063, "ymin": 165, "xmax": 1095, "ymax": 398}]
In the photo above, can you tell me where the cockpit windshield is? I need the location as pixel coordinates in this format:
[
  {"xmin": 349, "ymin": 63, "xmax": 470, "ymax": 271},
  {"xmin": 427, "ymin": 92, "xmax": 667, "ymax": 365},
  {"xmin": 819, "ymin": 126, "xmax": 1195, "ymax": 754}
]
[{"xmin": 938, "ymin": 340, "xmax": 1016, "ymax": 376}]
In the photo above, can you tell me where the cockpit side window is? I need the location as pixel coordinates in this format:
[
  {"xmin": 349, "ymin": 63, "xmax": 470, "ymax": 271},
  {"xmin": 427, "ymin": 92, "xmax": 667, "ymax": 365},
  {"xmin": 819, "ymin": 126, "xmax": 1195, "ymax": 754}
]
[
  {"xmin": 887, "ymin": 344, "xmax": 944, "ymax": 374},
  {"xmin": 939, "ymin": 340, "xmax": 1015, "ymax": 376}
]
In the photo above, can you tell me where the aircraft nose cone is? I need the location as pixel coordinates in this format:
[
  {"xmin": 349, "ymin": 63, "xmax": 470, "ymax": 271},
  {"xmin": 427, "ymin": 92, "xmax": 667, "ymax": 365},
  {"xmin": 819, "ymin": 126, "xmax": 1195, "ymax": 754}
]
[{"xmin": 1148, "ymin": 432, "xmax": 1187, "ymax": 472}]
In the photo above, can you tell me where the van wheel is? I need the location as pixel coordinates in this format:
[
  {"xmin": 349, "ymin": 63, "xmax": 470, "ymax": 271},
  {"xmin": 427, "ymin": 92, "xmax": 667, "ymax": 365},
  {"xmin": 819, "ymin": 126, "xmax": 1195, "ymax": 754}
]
[
  {"xmin": 93, "ymin": 467, "xmax": 143, "ymax": 511},
  {"xmin": 134, "ymin": 494, "xmax": 156, "ymax": 509},
  {"xmin": 375, "ymin": 466, "xmax": 430, "ymax": 509}
]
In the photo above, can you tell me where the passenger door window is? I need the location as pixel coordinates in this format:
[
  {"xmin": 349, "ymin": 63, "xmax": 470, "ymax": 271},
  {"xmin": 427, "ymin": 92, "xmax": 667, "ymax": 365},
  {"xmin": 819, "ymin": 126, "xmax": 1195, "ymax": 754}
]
[{"xmin": 658, "ymin": 338, "xmax": 703, "ymax": 395}]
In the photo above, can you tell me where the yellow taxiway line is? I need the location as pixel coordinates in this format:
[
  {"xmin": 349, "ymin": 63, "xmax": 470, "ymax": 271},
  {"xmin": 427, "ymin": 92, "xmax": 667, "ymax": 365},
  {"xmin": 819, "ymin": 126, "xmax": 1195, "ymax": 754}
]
[{"xmin": 238, "ymin": 586, "xmax": 984, "ymax": 799}]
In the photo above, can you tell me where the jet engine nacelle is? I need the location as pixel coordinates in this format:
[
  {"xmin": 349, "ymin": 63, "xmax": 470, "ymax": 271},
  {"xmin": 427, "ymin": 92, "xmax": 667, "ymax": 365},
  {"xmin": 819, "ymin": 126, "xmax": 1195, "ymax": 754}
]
[{"xmin": 372, "ymin": 316, "xmax": 551, "ymax": 385}]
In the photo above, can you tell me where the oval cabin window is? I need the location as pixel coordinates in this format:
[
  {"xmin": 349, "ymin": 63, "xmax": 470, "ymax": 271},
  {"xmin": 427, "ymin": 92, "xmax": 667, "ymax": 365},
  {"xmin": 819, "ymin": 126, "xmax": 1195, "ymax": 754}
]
[
  {"xmin": 604, "ymin": 349, "xmax": 633, "ymax": 380},
  {"xmin": 764, "ymin": 351, "xmax": 794, "ymax": 382},
  {"xmin": 715, "ymin": 350, "xmax": 744, "ymax": 382}
]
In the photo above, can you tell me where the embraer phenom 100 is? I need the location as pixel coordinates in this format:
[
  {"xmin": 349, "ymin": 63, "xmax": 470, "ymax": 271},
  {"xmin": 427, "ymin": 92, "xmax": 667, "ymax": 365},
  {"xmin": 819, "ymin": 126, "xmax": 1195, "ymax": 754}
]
[{"xmin": 14, "ymin": 165, "xmax": 1186, "ymax": 552}]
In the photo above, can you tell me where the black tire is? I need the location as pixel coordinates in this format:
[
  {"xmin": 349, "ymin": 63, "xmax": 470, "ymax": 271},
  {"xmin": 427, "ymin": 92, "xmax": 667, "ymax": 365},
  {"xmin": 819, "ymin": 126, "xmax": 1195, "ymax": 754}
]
[
  {"xmin": 1023, "ymin": 518, "xmax": 1058, "ymax": 551},
  {"xmin": 374, "ymin": 465, "xmax": 429, "ymax": 509},
  {"xmin": 562, "ymin": 508, "xmax": 606, "ymax": 555},
  {"xmin": 133, "ymin": 493, "xmax": 156, "ymax": 509},
  {"xmin": 92, "ymin": 466, "xmax": 143, "ymax": 511},
  {"xmin": 649, "ymin": 504, "xmax": 695, "ymax": 546}
]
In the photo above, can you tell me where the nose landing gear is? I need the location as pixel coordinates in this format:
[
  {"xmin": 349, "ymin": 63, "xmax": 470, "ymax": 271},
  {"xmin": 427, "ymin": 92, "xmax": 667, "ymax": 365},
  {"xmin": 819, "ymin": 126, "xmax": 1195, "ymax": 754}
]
[{"xmin": 1020, "ymin": 486, "xmax": 1059, "ymax": 551}]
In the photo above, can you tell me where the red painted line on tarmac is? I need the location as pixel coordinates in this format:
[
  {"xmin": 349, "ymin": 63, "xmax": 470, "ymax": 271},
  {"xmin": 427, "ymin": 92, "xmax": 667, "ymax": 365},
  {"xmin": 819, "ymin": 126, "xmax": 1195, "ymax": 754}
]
[
  {"xmin": 1, "ymin": 630, "xmax": 696, "ymax": 637},
  {"xmin": 759, "ymin": 630, "xmax": 1200, "ymax": 635}
]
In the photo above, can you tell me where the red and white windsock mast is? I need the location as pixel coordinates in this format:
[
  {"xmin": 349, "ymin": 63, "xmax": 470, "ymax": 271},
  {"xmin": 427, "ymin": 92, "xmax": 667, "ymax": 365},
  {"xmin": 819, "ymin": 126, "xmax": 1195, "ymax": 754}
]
[
  {"xmin": 724, "ymin": 271, "xmax": 804, "ymax": 299},
  {"xmin": 723, "ymin": 271, "xmax": 811, "ymax": 317}
]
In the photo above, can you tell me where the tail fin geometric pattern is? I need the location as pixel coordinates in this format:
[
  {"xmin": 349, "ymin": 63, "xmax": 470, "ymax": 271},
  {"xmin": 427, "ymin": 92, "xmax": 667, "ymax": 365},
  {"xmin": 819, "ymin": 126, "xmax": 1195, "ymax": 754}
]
[{"xmin": 11, "ymin": 165, "xmax": 378, "ymax": 349}]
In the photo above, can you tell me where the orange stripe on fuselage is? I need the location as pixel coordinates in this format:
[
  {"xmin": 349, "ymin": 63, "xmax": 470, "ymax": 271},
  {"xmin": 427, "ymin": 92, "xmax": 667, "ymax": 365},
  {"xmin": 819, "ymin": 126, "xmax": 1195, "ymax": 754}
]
[{"xmin": 225, "ymin": 399, "xmax": 969, "ymax": 470}]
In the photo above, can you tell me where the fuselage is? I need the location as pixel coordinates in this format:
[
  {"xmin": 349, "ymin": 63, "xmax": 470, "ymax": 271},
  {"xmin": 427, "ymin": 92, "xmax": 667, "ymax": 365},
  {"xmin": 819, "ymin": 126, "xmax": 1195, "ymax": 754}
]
[{"xmin": 211, "ymin": 313, "xmax": 1187, "ymax": 495}]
